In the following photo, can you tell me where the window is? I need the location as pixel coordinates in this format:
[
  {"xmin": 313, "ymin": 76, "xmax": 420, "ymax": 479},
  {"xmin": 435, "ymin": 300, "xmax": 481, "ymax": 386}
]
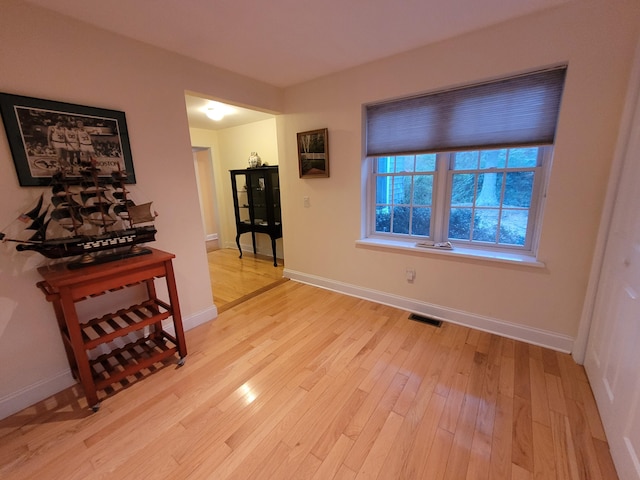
[
  {"xmin": 373, "ymin": 146, "xmax": 550, "ymax": 251},
  {"xmin": 366, "ymin": 67, "xmax": 566, "ymax": 255}
]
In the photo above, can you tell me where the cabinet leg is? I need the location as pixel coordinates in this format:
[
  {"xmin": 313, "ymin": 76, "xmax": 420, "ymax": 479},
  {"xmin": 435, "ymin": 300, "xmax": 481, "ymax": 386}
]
[
  {"xmin": 236, "ymin": 234, "xmax": 243, "ymax": 258},
  {"xmin": 271, "ymin": 237, "xmax": 278, "ymax": 266}
]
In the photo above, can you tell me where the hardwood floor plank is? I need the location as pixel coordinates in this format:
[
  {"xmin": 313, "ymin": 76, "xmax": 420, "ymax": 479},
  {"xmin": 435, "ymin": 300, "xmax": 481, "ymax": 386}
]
[
  {"xmin": 310, "ymin": 434, "xmax": 355, "ymax": 480},
  {"xmin": 532, "ymin": 421, "xmax": 556, "ymax": 480},
  {"xmin": 511, "ymin": 462, "xmax": 533, "ymax": 480},
  {"xmin": 577, "ymin": 378, "xmax": 607, "ymax": 442},
  {"xmin": 546, "ymin": 371, "xmax": 569, "ymax": 416},
  {"xmin": 549, "ymin": 410, "xmax": 581, "ymax": 480},
  {"xmin": 444, "ymin": 349, "xmax": 485, "ymax": 480},
  {"xmin": 490, "ymin": 393, "xmax": 514, "ymax": 480},
  {"xmin": 392, "ymin": 326, "xmax": 437, "ymax": 416},
  {"xmin": 398, "ymin": 392, "xmax": 447, "ymax": 479},
  {"xmin": 466, "ymin": 426, "xmax": 492, "ymax": 480},
  {"xmin": 530, "ymin": 356, "xmax": 551, "ymax": 427},
  {"xmin": 311, "ymin": 388, "xmax": 368, "ymax": 461},
  {"xmin": 343, "ymin": 372, "xmax": 408, "ymax": 472},
  {"xmin": 0, "ymin": 281, "xmax": 620, "ymax": 480},
  {"xmin": 353, "ymin": 411, "xmax": 404, "ymax": 480},
  {"xmin": 499, "ymin": 351, "xmax": 515, "ymax": 399},
  {"xmin": 593, "ymin": 437, "xmax": 620, "ymax": 480},
  {"xmin": 514, "ymin": 342, "xmax": 531, "ymax": 401},
  {"xmin": 439, "ymin": 372, "xmax": 469, "ymax": 434},
  {"xmin": 564, "ymin": 397, "xmax": 605, "ymax": 480},
  {"xmin": 422, "ymin": 427, "xmax": 455, "ymax": 480},
  {"xmin": 512, "ymin": 394, "xmax": 534, "ymax": 473}
]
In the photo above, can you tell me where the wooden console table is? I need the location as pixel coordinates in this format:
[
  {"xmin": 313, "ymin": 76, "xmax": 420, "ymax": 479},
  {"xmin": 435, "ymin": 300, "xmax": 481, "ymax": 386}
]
[{"xmin": 36, "ymin": 248, "xmax": 187, "ymax": 411}]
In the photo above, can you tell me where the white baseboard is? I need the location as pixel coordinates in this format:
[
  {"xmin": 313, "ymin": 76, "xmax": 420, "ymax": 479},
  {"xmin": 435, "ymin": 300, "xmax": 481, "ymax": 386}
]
[
  {"xmin": 164, "ymin": 305, "xmax": 217, "ymax": 337},
  {"xmin": 0, "ymin": 305, "xmax": 217, "ymax": 420},
  {"xmin": 0, "ymin": 370, "xmax": 76, "ymax": 421},
  {"xmin": 283, "ymin": 268, "xmax": 574, "ymax": 354},
  {"xmin": 205, "ymin": 234, "xmax": 219, "ymax": 242}
]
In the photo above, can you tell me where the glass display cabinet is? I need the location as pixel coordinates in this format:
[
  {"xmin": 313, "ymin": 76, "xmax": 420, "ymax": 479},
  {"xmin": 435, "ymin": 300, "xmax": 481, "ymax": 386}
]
[{"xmin": 230, "ymin": 166, "xmax": 282, "ymax": 266}]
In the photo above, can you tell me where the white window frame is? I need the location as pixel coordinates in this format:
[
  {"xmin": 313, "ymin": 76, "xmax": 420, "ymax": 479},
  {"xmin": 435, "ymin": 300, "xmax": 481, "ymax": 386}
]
[{"xmin": 367, "ymin": 145, "xmax": 553, "ymax": 257}]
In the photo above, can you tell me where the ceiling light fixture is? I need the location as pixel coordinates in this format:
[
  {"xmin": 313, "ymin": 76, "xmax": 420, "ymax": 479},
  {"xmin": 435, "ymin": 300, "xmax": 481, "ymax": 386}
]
[{"xmin": 206, "ymin": 107, "xmax": 225, "ymax": 121}]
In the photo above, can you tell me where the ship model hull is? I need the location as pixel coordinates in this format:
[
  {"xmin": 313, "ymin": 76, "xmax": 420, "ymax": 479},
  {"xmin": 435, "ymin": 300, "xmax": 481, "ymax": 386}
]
[{"xmin": 15, "ymin": 225, "xmax": 157, "ymax": 259}]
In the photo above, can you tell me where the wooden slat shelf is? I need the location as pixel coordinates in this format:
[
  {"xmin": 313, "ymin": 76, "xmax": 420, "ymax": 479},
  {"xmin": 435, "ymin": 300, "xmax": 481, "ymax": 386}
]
[
  {"xmin": 37, "ymin": 248, "xmax": 187, "ymax": 411},
  {"xmin": 79, "ymin": 299, "xmax": 171, "ymax": 349},
  {"xmin": 91, "ymin": 336, "xmax": 178, "ymax": 390}
]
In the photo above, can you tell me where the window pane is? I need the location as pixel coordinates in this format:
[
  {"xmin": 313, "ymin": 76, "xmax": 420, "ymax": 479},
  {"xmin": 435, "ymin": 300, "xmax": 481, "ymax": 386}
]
[
  {"xmin": 377, "ymin": 157, "xmax": 394, "ymax": 173},
  {"xmin": 395, "ymin": 156, "xmax": 415, "ymax": 173},
  {"xmin": 476, "ymin": 172, "xmax": 503, "ymax": 207},
  {"xmin": 375, "ymin": 206, "xmax": 391, "ymax": 232},
  {"xmin": 452, "ymin": 151, "xmax": 478, "ymax": 170},
  {"xmin": 413, "ymin": 175, "xmax": 433, "ymax": 206},
  {"xmin": 376, "ymin": 176, "xmax": 391, "ymax": 204},
  {"xmin": 393, "ymin": 176, "xmax": 411, "ymax": 204},
  {"xmin": 473, "ymin": 209, "xmax": 499, "ymax": 242},
  {"xmin": 499, "ymin": 209, "xmax": 529, "ymax": 246},
  {"xmin": 372, "ymin": 146, "xmax": 544, "ymax": 249},
  {"xmin": 451, "ymin": 173, "xmax": 475, "ymax": 205},
  {"xmin": 449, "ymin": 207, "xmax": 472, "ymax": 240},
  {"xmin": 416, "ymin": 154, "xmax": 436, "ymax": 172},
  {"xmin": 507, "ymin": 147, "xmax": 538, "ymax": 168},
  {"xmin": 504, "ymin": 171, "xmax": 533, "ymax": 207},
  {"xmin": 392, "ymin": 206, "xmax": 410, "ymax": 234},
  {"xmin": 479, "ymin": 149, "xmax": 507, "ymax": 169},
  {"xmin": 411, "ymin": 207, "xmax": 431, "ymax": 236}
]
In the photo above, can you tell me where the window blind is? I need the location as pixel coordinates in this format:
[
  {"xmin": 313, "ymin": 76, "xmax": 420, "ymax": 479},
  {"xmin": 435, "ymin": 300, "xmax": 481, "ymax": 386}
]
[{"xmin": 366, "ymin": 66, "xmax": 567, "ymax": 156}]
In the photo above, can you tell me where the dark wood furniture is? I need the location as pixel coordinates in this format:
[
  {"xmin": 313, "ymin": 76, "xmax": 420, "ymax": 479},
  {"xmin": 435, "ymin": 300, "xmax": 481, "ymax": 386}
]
[
  {"xmin": 36, "ymin": 248, "xmax": 187, "ymax": 411},
  {"xmin": 230, "ymin": 166, "xmax": 282, "ymax": 266}
]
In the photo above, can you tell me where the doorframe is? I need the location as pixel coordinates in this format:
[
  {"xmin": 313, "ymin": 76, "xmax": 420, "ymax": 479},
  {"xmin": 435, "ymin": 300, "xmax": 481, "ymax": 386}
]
[
  {"xmin": 573, "ymin": 41, "xmax": 640, "ymax": 364},
  {"xmin": 192, "ymin": 146, "xmax": 222, "ymax": 249}
]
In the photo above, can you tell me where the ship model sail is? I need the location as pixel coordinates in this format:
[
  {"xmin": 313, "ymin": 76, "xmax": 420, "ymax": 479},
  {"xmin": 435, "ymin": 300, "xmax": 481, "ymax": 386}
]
[{"xmin": 1, "ymin": 162, "xmax": 157, "ymax": 267}]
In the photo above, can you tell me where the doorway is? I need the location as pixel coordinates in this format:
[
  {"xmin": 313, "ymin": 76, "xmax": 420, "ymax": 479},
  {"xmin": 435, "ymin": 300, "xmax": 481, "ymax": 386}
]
[{"xmin": 186, "ymin": 94, "xmax": 284, "ymax": 311}]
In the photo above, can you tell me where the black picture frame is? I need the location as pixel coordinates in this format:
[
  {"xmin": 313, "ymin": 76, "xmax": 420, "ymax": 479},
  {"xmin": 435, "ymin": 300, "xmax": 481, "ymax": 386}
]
[
  {"xmin": 297, "ymin": 128, "xmax": 329, "ymax": 178},
  {"xmin": 0, "ymin": 92, "xmax": 136, "ymax": 186}
]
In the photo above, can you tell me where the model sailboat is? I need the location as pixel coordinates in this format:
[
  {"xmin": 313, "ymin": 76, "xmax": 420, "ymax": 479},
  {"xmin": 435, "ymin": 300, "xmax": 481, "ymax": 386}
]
[{"xmin": 1, "ymin": 161, "xmax": 157, "ymax": 267}]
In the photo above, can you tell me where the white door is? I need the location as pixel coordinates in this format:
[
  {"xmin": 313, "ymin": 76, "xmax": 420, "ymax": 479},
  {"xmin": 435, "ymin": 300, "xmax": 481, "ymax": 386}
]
[{"xmin": 584, "ymin": 56, "xmax": 640, "ymax": 480}]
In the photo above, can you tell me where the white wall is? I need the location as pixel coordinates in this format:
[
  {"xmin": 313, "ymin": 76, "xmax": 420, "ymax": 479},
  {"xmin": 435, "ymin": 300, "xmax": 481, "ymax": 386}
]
[
  {"xmin": 0, "ymin": 0, "xmax": 282, "ymax": 418},
  {"xmin": 279, "ymin": 0, "xmax": 640, "ymax": 351}
]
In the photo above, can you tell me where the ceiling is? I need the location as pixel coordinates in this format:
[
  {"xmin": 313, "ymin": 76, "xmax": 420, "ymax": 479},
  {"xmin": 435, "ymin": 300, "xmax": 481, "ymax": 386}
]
[
  {"xmin": 24, "ymin": 0, "xmax": 572, "ymax": 129},
  {"xmin": 184, "ymin": 94, "xmax": 275, "ymax": 130}
]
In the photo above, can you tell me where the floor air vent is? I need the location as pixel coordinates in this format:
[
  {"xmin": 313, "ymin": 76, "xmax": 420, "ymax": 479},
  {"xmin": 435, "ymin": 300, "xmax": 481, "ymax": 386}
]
[{"xmin": 408, "ymin": 313, "xmax": 442, "ymax": 327}]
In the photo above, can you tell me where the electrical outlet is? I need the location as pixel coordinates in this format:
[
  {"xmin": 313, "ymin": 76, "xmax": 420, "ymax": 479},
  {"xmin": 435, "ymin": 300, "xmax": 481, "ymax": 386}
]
[
  {"xmin": 406, "ymin": 268, "xmax": 416, "ymax": 282},
  {"xmin": 303, "ymin": 196, "xmax": 310, "ymax": 208}
]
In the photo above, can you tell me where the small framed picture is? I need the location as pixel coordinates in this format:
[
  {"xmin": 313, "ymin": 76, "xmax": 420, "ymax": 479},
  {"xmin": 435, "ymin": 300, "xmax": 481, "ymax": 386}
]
[
  {"xmin": 297, "ymin": 128, "xmax": 329, "ymax": 178},
  {"xmin": 0, "ymin": 92, "xmax": 136, "ymax": 186}
]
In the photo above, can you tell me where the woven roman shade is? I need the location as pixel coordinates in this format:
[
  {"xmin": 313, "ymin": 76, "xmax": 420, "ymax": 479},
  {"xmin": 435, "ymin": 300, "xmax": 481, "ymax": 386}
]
[{"xmin": 366, "ymin": 67, "xmax": 567, "ymax": 157}]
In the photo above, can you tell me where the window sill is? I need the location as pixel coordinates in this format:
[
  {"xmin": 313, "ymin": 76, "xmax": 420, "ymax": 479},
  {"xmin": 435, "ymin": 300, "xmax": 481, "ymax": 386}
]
[{"xmin": 355, "ymin": 237, "xmax": 545, "ymax": 268}]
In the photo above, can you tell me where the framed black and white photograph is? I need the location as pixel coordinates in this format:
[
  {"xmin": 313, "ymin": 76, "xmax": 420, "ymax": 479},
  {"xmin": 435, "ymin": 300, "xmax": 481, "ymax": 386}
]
[
  {"xmin": 297, "ymin": 128, "xmax": 329, "ymax": 178},
  {"xmin": 0, "ymin": 93, "xmax": 136, "ymax": 186}
]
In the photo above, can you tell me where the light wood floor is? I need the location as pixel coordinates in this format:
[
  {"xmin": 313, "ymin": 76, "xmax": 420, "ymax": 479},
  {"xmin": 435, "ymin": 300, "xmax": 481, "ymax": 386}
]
[
  {"xmin": 0, "ymin": 281, "xmax": 617, "ymax": 479},
  {"xmin": 208, "ymin": 248, "xmax": 286, "ymax": 312}
]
